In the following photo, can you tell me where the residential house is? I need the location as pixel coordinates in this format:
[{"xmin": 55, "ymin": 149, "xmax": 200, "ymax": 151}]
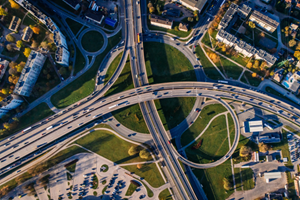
[
  {"xmin": 282, "ymin": 71, "xmax": 300, "ymax": 94},
  {"xmin": 22, "ymin": 27, "xmax": 33, "ymax": 42},
  {"xmin": 150, "ymin": 14, "xmax": 173, "ymax": 29},
  {"xmin": 8, "ymin": 16, "xmax": 21, "ymax": 32},
  {"xmin": 14, "ymin": 51, "xmax": 46, "ymax": 97},
  {"xmin": 171, "ymin": 0, "xmax": 207, "ymax": 11},
  {"xmin": 0, "ymin": 94, "xmax": 23, "ymax": 118},
  {"xmin": 249, "ymin": 10, "xmax": 279, "ymax": 33},
  {"xmin": 272, "ymin": 69, "xmax": 283, "ymax": 83},
  {"xmin": 290, "ymin": 23, "xmax": 298, "ymax": 38},
  {"xmin": 179, "ymin": 23, "xmax": 189, "ymax": 32},
  {"xmin": 62, "ymin": 0, "xmax": 81, "ymax": 10}
]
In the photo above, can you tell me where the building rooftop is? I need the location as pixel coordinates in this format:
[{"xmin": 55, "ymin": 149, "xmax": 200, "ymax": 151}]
[
  {"xmin": 0, "ymin": 94, "xmax": 23, "ymax": 108},
  {"xmin": 244, "ymin": 120, "xmax": 263, "ymax": 133},
  {"xmin": 22, "ymin": 27, "xmax": 33, "ymax": 42},
  {"xmin": 150, "ymin": 14, "xmax": 173, "ymax": 26},
  {"xmin": 22, "ymin": 1, "xmax": 47, "ymax": 21},
  {"xmin": 55, "ymin": 46, "xmax": 68, "ymax": 62},
  {"xmin": 179, "ymin": 23, "xmax": 188, "ymax": 31},
  {"xmin": 85, "ymin": 9, "xmax": 104, "ymax": 23},
  {"xmin": 250, "ymin": 10, "xmax": 279, "ymax": 30},
  {"xmin": 257, "ymin": 49, "xmax": 277, "ymax": 65},
  {"xmin": 53, "ymin": 30, "xmax": 65, "ymax": 47},
  {"xmin": 9, "ymin": 16, "xmax": 21, "ymax": 32},
  {"xmin": 238, "ymin": 4, "xmax": 252, "ymax": 17},
  {"xmin": 180, "ymin": 0, "xmax": 207, "ymax": 11},
  {"xmin": 219, "ymin": 3, "xmax": 238, "ymax": 28}
]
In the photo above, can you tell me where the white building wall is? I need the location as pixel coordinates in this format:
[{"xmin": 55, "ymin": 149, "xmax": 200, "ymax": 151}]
[
  {"xmin": 57, "ymin": 47, "xmax": 70, "ymax": 67},
  {"xmin": 151, "ymin": 21, "xmax": 172, "ymax": 29}
]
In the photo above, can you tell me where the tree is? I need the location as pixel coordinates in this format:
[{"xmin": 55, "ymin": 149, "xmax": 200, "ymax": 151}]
[
  {"xmin": 12, "ymin": 117, "xmax": 19, "ymax": 122},
  {"xmin": 8, "ymin": 0, "xmax": 20, "ymax": 9},
  {"xmin": 270, "ymin": 71, "xmax": 274, "ymax": 76},
  {"xmin": 6, "ymin": 44, "xmax": 14, "ymax": 52},
  {"xmin": 114, "ymin": 6, "xmax": 118, "ymax": 13},
  {"xmin": 289, "ymin": 39, "xmax": 297, "ymax": 47},
  {"xmin": 259, "ymin": 32, "xmax": 265, "ymax": 38},
  {"xmin": 239, "ymin": 145, "xmax": 252, "ymax": 157},
  {"xmin": 3, "ymin": 122, "xmax": 10, "ymax": 130},
  {"xmin": 137, "ymin": 164, "xmax": 142, "ymax": 169},
  {"xmin": 139, "ymin": 149, "xmax": 150, "ymax": 159},
  {"xmin": 294, "ymin": 51, "xmax": 300, "ymax": 60},
  {"xmin": 248, "ymin": 21, "xmax": 256, "ymax": 28},
  {"xmin": 59, "ymin": 67, "xmax": 67, "ymax": 75},
  {"xmin": 156, "ymin": 4, "xmax": 161, "ymax": 13},
  {"xmin": 149, "ymin": 6, "xmax": 155, "ymax": 13},
  {"xmin": 221, "ymin": 45, "xmax": 226, "ymax": 52},
  {"xmin": 0, "ymin": 7, "xmax": 8, "ymax": 16},
  {"xmin": 16, "ymin": 40, "xmax": 23, "ymax": 48},
  {"xmin": 174, "ymin": 26, "xmax": 179, "ymax": 31},
  {"xmin": 40, "ymin": 41, "xmax": 48, "ymax": 49},
  {"xmin": 128, "ymin": 146, "xmax": 139, "ymax": 156},
  {"xmin": 246, "ymin": 62, "xmax": 252, "ymax": 68},
  {"xmin": 69, "ymin": 65, "xmax": 73, "ymax": 71},
  {"xmin": 16, "ymin": 62, "xmax": 25, "ymax": 72},
  {"xmin": 193, "ymin": 10, "xmax": 198, "ymax": 16},
  {"xmin": 6, "ymin": 34, "xmax": 15, "ymax": 43},
  {"xmin": 208, "ymin": 27, "xmax": 214, "ymax": 35},
  {"xmin": 209, "ymin": 52, "xmax": 220, "ymax": 63},
  {"xmin": 187, "ymin": 17, "xmax": 194, "ymax": 22},
  {"xmin": 46, "ymin": 74, "xmax": 51, "ymax": 80},
  {"xmin": 252, "ymin": 73, "xmax": 257, "ymax": 77},
  {"xmin": 31, "ymin": 40, "xmax": 38, "ymax": 48},
  {"xmin": 223, "ymin": 178, "xmax": 232, "ymax": 190},
  {"xmin": 2, "ymin": 88, "xmax": 9, "ymax": 95},
  {"xmin": 258, "ymin": 142, "xmax": 269, "ymax": 153},
  {"xmin": 23, "ymin": 48, "xmax": 31, "ymax": 57},
  {"xmin": 32, "ymin": 27, "xmax": 40, "ymax": 34},
  {"xmin": 253, "ymin": 60, "xmax": 260, "ymax": 68},
  {"xmin": 147, "ymin": 2, "xmax": 153, "ymax": 8}
]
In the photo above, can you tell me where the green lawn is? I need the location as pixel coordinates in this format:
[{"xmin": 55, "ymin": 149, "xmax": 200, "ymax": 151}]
[
  {"xmin": 122, "ymin": 163, "xmax": 165, "ymax": 188},
  {"xmin": 125, "ymin": 183, "xmax": 138, "ymax": 196},
  {"xmin": 65, "ymin": 18, "xmax": 84, "ymax": 36},
  {"xmin": 185, "ymin": 115, "xmax": 229, "ymax": 164},
  {"xmin": 232, "ymin": 134, "xmax": 258, "ymax": 164},
  {"xmin": 112, "ymin": 104, "xmax": 149, "ymax": 133},
  {"xmin": 0, "ymin": 103, "xmax": 54, "ymax": 140},
  {"xmin": 202, "ymin": 32, "xmax": 212, "ymax": 47},
  {"xmin": 284, "ymin": 126, "xmax": 300, "ymax": 136},
  {"xmin": 66, "ymin": 162, "xmax": 77, "ymax": 173},
  {"xmin": 159, "ymin": 188, "xmax": 172, "ymax": 200},
  {"xmin": 51, "ymin": 31, "xmax": 122, "ymax": 108},
  {"xmin": 286, "ymin": 171, "xmax": 297, "ymax": 198},
  {"xmin": 0, "ymin": 172, "xmax": 32, "ymax": 197},
  {"xmin": 74, "ymin": 130, "xmax": 152, "ymax": 164},
  {"xmin": 144, "ymin": 42, "xmax": 196, "ymax": 84},
  {"xmin": 181, "ymin": 103, "xmax": 227, "ymax": 147},
  {"xmin": 214, "ymin": 47, "xmax": 249, "ymax": 67},
  {"xmin": 81, "ymin": 31, "xmax": 104, "ymax": 52},
  {"xmin": 193, "ymin": 160, "xmax": 234, "ymax": 200},
  {"xmin": 73, "ymin": 46, "xmax": 86, "ymax": 75},
  {"xmin": 104, "ymin": 51, "xmax": 123, "ymax": 85},
  {"xmin": 271, "ymin": 129, "xmax": 293, "ymax": 169},
  {"xmin": 154, "ymin": 97, "xmax": 196, "ymax": 131},
  {"xmin": 105, "ymin": 56, "xmax": 133, "ymax": 97},
  {"xmin": 195, "ymin": 46, "xmax": 223, "ymax": 80},
  {"xmin": 241, "ymin": 71, "xmax": 262, "ymax": 87},
  {"xmin": 234, "ymin": 168, "xmax": 242, "ymax": 191},
  {"xmin": 148, "ymin": 23, "xmax": 191, "ymax": 38},
  {"xmin": 22, "ymin": 14, "xmax": 38, "ymax": 26},
  {"xmin": 240, "ymin": 168, "xmax": 254, "ymax": 190},
  {"xmin": 228, "ymin": 113, "xmax": 235, "ymax": 146}
]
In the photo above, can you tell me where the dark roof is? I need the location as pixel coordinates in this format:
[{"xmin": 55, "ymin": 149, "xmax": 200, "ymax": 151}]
[
  {"xmin": 22, "ymin": 27, "xmax": 33, "ymax": 42},
  {"xmin": 181, "ymin": 0, "xmax": 207, "ymax": 10},
  {"xmin": 250, "ymin": 10, "xmax": 279, "ymax": 30},
  {"xmin": 9, "ymin": 16, "xmax": 21, "ymax": 31},
  {"xmin": 105, "ymin": 18, "xmax": 117, "ymax": 27},
  {"xmin": 150, "ymin": 14, "xmax": 173, "ymax": 26},
  {"xmin": 85, "ymin": 9, "xmax": 104, "ymax": 22}
]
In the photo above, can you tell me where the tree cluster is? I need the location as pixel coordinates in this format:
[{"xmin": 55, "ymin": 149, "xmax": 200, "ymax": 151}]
[
  {"xmin": 258, "ymin": 142, "xmax": 270, "ymax": 153},
  {"xmin": 128, "ymin": 146, "xmax": 151, "ymax": 159}
]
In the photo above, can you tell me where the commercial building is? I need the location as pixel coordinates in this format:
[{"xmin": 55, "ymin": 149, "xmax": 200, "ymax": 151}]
[
  {"xmin": 55, "ymin": 46, "xmax": 70, "ymax": 67},
  {"xmin": 105, "ymin": 18, "xmax": 117, "ymax": 27},
  {"xmin": 0, "ymin": 94, "xmax": 23, "ymax": 118},
  {"xmin": 257, "ymin": 132, "xmax": 281, "ymax": 143},
  {"xmin": 0, "ymin": 60, "xmax": 9, "ymax": 80},
  {"xmin": 172, "ymin": 0, "xmax": 207, "ymax": 11},
  {"xmin": 85, "ymin": 9, "xmax": 104, "ymax": 25},
  {"xmin": 244, "ymin": 120, "xmax": 264, "ymax": 133},
  {"xmin": 53, "ymin": 30, "xmax": 68, "ymax": 49},
  {"xmin": 62, "ymin": 0, "xmax": 81, "ymax": 10},
  {"xmin": 216, "ymin": 29, "xmax": 277, "ymax": 66},
  {"xmin": 264, "ymin": 172, "xmax": 282, "ymax": 183},
  {"xmin": 9, "ymin": 16, "xmax": 21, "ymax": 32},
  {"xmin": 249, "ymin": 10, "xmax": 279, "ymax": 33},
  {"xmin": 14, "ymin": 51, "xmax": 46, "ymax": 97},
  {"xmin": 22, "ymin": 26, "xmax": 33, "ymax": 42},
  {"xmin": 282, "ymin": 71, "xmax": 300, "ymax": 94},
  {"xmin": 150, "ymin": 14, "xmax": 173, "ymax": 29},
  {"xmin": 179, "ymin": 23, "xmax": 189, "ymax": 32}
]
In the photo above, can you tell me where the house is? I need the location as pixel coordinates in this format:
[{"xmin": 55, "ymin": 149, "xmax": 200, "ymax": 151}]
[
  {"xmin": 85, "ymin": 9, "xmax": 104, "ymax": 25},
  {"xmin": 14, "ymin": 51, "xmax": 46, "ymax": 97},
  {"xmin": 249, "ymin": 10, "xmax": 279, "ymax": 33},
  {"xmin": 0, "ymin": 60, "xmax": 9, "ymax": 80},
  {"xmin": 8, "ymin": 16, "xmax": 21, "ymax": 32},
  {"xmin": 172, "ymin": 0, "xmax": 207, "ymax": 11},
  {"xmin": 0, "ymin": 94, "xmax": 23, "ymax": 118},
  {"xmin": 150, "ymin": 14, "xmax": 173, "ymax": 29},
  {"xmin": 282, "ymin": 71, "xmax": 300, "ymax": 94},
  {"xmin": 272, "ymin": 69, "xmax": 283, "ymax": 83},
  {"xmin": 244, "ymin": 120, "xmax": 264, "ymax": 133},
  {"xmin": 179, "ymin": 23, "xmax": 189, "ymax": 32},
  {"xmin": 22, "ymin": 1, "xmax": 47, "ymax": 24},
  {"xmin": 62, "ymin": 0, "xmax": 81, "ymax": 10},
  {"xmin": 290, "ymin": 23, "xmax": 298, "ymax": 38},
  {"xmin": 55, "ymin": 46, "xmax": 70, "ymax": 67},
  {"xmin": 22, "ymin": 27, "xmax": 33, "ymax": 42}
]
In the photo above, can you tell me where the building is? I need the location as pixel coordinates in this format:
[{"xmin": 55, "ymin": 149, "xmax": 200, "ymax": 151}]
[
  {"xmin": 244, "ymin": 120, "xmax": 264, "ymax": 133},
  {"xmin": 85, "ymin": 9, "xmax": 104, "ymax": 25},
  {"xmin": 62, "ymin": 0, "xmax": 81, "ymax": 10},
  {"xmin": 105, "ymin": 18, "xmax": 117, "ymax": 28},
  {"xmin": 282, "ymin": 72, "xmax": 300, "ymax": 94},
  {"xmin": 272, "ymin": 69, "xmax": 284, "ymax": 83},
  {"xmin": 295, "ymin": 175, "xmax": 300, "ymax": 197},
  {"xmin": 0, "ymin": 60, "xmax": 9, "ymax": 80},
  {"xmin": 14, "ymin": 51, "xmax": 46, "ymax": 97},
  {"xmin": 0, "ymin": 94, "xmax": 23, "ymax": 118},
  {"xmin": 296, "ymin": 3, "xmax": 300, "ymax": 10},
  {"xmin": 179, "ymin": 23, "xmax": 188, "ymax": 32},
  {"xmin": 249, "ymin": 10, "xmax": 279, "ymax": 33},
  {"xmin": 22, "ymin": 26, "xmax": 33, "ymax": 42},
  {"xmin": 264, "ymin": 172, "xmax": 282, "ymax": 183},
  {"xmin": 53, "ymin": 30, "xmax": 68, "ymax": 49},
  {"xmin": 22, "ymin": 0, "xmax": 47, "ymax": 24},
  {"xmin": 9, "ymin": 16, "xmax": 21, "ymax": 32},
  {"xmin": 266, "ymin": 155, "xmax": 273, "ymax": 162},
  {"xmin": 172, "ymin": 0, "xmax": 207, "ymax": 11},
  {"xmin": 150, "ymin": 14, "xmax": 173, "ymax": 29},
  {"xmin": 55, "ymin": 46, "xmax": 70, "ymax": 67},
  {"xmin": 257, "ymin": 132, "xmax": 281, "ymax": 143},
  {"xmin": 216, "ymin": 29, "xmax": 277, "ymax": 66}
]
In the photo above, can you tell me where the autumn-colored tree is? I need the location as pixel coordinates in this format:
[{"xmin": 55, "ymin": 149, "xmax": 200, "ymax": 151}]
[
  {"xmin": 253, "ymin": 60, "xmax": 260, "ymax": 68},
  {"xmin": 221, "ymin": 45, "xmax": 226, "ymax": 52},
  {"xmin": 259, "ymin": 32, "xmax": 265, "ymax": 38},
  {"xmin": 147, "ymin": 2, "xmax": 153, "ymax": 8},
  {"xmin": 6, "ymin": 44, "xmax": 14, "ymax": 52},
  {"xmin": 294, "ymin": 51, "xmax": 300, "ymax": 60},
  {"xmin": 16, "ymin": 62, "xmax": 25, "ymax": 72},
  {"xmin": 208, "ymin": 27, "xmax": 214, "ymax": 35},
  {"xmin": 289, "ymin": 39, "xmax": 297, "ymax": 47},
  {"xmin": 8, "ymin": 0, "xmax": 20, "ymax": 9},
  {"xmin": 6, "ymin": 34, "xmax": 15, "ymax": 43},
  {"xmin": 2, "ymin": 88, "xmax": 9, "ymax": 95},
  {"xmin": 31, "ymin": 40, "xmax": 39, "ymax": 48},
  {"xmin": 149, "ymin": 6, "xmax": 155, "ymax": 13},
  {"xmin": 252, "ymin": 73, "xmax": 257, "ymax": 77},
  {"xmin": 40, "ymin": 41, "xmax": 48, "ymax": 49},
  {"xmin": 32, "ymin": 26, "xmax": 40, "ymax": 34},
  {"xmin": 23, "ymin": 48, "xmax": 31, "ymax": 57},
  {"xmin": 137, "ymin": 164, "xmax": 142, "ymax": 169},
  {"xmin": 239, "ymin": 146, "xmax": 252, "ymax": 157},
  {"xmin": 246, "ymin": 62, "xmax": 252, "ymax": 68},
  {"xmin": 223, "ymin": 178, "xmax": 232, "ymax": 190},
  {"xmin": 258, "ymin": 142, "xmax": 269, "ymax": 153},
  {"xmin": 0, "ymin": 7, "xmax": 7, "ymax": 16},
  {"xmin": 3, "ymin": 122, "xmax": 10, "ymax": 130},
  {"xmin": 270, "ymin": 71, "xmax": 274, "ymax": 76},
  {"xmin": 139, "ymin": 149, "xmax": 150, "ymax": 159},
  {"xmin": 128, "ymin": 146, "xmax": 139, "ymax": 156},
  {"xmin": 248, "ymin": 21, "xmax": 256, "ymax": 29},
  {"xmin": 59, "ymin": 67, "xmax": 67, "ymax": 75},
  {"xmin": 16, "ymin": 40, "xmax": 23, "ymax": 48},
  {"xmin": 208, "ymin": 52, "xmax": 220, "ymax": 63}
]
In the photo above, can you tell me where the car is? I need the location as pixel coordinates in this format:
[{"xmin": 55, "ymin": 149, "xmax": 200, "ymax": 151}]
[
  {"xmin": 42, "ymin": 133, "xmax": 46, "ymax": 136},
  {"xmin": 195, "ymin": 108, "xmax": 199, "ymax": 112},
  {"xmin": 190, "ymin": 121, "xmax": 193, "ymax": 125},
  {"xmin": 78, "ymin": 123, "xmax": 84, "ymax": 126}
]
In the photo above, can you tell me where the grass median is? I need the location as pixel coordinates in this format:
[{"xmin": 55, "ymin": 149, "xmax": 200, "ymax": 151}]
[
  {"xmin": 51, "ymin": 31, "xmax": 122, "ymax": 108},
  {"xmin": 158, "ymin": 188, "xmax": 172, "ymax": 200},
  {"xmin": 104, "ymin": 51, "xmax": 123, "ymax": 85},
  {"xmin": 81, "ymin": 31, "xmax": 104, "ymax": 52}
]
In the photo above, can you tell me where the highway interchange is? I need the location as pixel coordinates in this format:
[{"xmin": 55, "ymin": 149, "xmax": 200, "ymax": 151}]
[{"xmin": 1, "ymin": 0, "xmax": 300, "ymax": 199}]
